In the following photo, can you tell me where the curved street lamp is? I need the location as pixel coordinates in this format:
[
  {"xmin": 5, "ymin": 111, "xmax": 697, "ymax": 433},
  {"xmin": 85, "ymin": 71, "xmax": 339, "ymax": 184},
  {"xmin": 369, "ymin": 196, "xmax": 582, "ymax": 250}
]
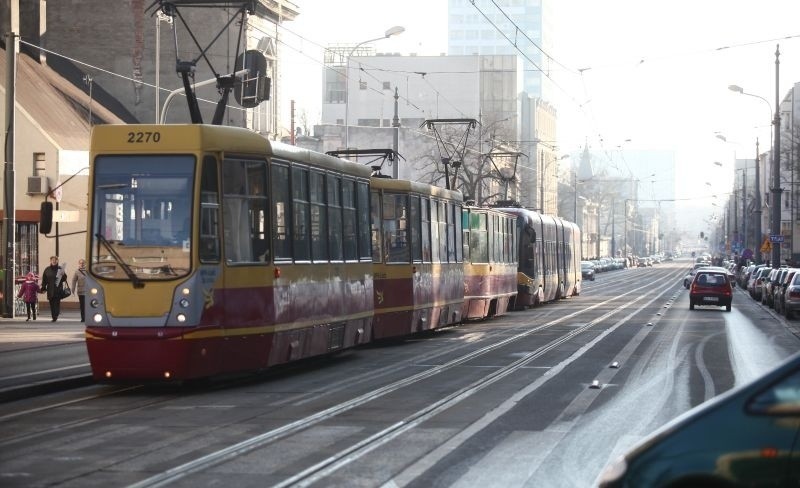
[
  {"xmin": 344, "ymin": 26, "xmax": 405, "ymax": 149},
  {"xmin": 728, "ymin": 84, "xmax": 774, "ymax": 265}
]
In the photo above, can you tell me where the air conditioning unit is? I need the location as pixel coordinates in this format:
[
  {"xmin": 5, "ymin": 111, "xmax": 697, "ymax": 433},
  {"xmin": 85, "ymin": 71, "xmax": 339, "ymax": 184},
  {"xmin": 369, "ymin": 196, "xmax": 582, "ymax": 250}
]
[{"xmin": 27, "ymin": 176, "xmax": 48, "ymax": 194}]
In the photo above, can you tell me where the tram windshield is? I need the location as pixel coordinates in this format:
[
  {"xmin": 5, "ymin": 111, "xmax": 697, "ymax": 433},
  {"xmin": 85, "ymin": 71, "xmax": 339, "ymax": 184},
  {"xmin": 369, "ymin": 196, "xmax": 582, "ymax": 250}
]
[{"xmin": 90, "ymin": 155, "xmax": 195, "ymax": 281}]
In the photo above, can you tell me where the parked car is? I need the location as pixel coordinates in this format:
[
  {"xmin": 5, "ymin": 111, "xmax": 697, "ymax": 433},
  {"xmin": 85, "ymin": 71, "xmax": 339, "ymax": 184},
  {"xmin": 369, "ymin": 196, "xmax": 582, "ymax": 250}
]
[
  {"xmin": 689, "ymin": 269, "xmax": 733, "ymax": 312},
  {"xmin": 581, "ymin": 261, "xmax": 596, "ymax": 281},
  {"xmin": 598, "ymin": 351, "xmax": 800, "ymax": 487},
  {"xmin": 774, "ymin": 269, "xmax": 798, "ymax": 315},
  {"xmin": 782, "ymin": 271, "xmax": 800, "ymax": 319},
  {"xmin": 748, "ymin": 266, "xmax": 771, "ymax": 301},
  {"xmin": 762, "ymin": 268, "xmax": 783, "ymax": 306}
]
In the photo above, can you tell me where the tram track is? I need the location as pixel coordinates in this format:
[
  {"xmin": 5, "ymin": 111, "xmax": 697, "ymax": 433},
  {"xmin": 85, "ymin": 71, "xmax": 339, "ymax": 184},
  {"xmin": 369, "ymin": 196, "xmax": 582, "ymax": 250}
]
[{"xmin": 128, "ymin": 267, "xmax": 686, "ymax": 487}]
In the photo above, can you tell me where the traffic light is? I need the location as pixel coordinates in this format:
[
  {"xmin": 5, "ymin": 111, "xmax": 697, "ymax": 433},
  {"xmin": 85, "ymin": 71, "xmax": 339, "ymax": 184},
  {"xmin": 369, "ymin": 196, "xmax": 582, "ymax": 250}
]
[
  {"xmin": 234, "ymin": 50, "xmax": 270, "ymax": 108},
  {"xmin": 40, "ymin": 201, "xmax": 53, "ymax": 234}
]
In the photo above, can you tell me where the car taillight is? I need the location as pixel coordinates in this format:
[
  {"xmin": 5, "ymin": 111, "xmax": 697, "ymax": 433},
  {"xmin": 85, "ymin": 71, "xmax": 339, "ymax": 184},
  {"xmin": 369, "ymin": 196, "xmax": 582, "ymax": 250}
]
[{"xmin": 789, "ymin": 287, "xmax": 800, "ymax": 299}]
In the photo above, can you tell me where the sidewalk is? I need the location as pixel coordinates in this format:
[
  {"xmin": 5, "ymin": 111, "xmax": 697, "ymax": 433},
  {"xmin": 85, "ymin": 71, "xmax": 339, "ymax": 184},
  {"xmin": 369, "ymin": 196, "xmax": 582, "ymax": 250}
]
[{"xmin": 0, "ymin": 308, "xmax": 85, "ymax": 350}]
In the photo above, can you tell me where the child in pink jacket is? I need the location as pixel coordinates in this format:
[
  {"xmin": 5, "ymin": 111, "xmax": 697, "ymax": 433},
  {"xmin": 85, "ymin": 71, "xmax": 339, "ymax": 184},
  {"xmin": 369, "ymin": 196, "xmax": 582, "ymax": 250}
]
[{"xmin": 17, "ymin": 272, "xmax": 39, "ymax": 321}]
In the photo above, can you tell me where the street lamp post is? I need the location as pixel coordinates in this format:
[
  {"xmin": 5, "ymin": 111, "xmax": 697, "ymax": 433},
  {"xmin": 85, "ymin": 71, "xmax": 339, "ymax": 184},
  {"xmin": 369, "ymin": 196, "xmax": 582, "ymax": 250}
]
[
  {"xmin": 344, "ymin": 26, "xmax": 405, "ymax": 149},
  {"xmin": 771, "ymin": 45, "xmax": 781, "ymax": 268},
  {"xmin": 729, "ymin": 81, "xmax": 775, "ymax": 265}
]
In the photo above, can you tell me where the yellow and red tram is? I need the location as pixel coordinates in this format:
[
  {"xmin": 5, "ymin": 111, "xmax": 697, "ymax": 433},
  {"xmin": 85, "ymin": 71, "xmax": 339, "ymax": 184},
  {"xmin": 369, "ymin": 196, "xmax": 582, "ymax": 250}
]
[{"xmin": 84, "ymin": 125, "xmax": 374, "ymax": 380}]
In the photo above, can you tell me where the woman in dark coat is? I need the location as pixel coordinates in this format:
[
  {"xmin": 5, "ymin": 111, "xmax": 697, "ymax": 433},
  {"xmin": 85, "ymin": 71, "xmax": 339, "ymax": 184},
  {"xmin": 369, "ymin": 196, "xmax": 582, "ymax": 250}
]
[{"xmin": 40, "ymin": 256, "xmax": 66, "ymax": 322}]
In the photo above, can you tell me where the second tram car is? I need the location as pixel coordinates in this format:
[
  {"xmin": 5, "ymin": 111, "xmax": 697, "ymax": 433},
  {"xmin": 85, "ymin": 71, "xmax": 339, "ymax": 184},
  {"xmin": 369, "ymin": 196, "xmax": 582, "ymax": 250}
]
[
  {"xmin": 369, "ymin": 177, "xmax": 465, "ymax": 339},
  {"xmin": 461, "ymin": 206, "xmax": 518, "ymax": 319}
]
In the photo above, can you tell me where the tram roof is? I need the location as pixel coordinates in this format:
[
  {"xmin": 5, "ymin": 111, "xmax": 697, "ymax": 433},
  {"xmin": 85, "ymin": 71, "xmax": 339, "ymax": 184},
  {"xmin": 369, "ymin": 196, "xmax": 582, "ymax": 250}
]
[{"xmin": 369, "ymin": 177, "xmax": 463, "ymax": 201}]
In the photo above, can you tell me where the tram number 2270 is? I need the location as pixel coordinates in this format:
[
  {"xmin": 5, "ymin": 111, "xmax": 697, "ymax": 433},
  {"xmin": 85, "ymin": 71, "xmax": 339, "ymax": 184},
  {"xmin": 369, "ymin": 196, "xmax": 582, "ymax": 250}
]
[{"xmin": 127, "ymin": 131, "xmax": 162, "ymax": 143}]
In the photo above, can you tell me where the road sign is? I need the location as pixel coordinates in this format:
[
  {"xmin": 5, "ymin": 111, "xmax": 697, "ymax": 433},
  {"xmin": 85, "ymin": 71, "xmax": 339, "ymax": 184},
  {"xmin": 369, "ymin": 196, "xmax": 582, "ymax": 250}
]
[
  {"xmin": 770, "ymin": 234, "xmax": 785, "ymax": 243},
  {"xmin": 761, "ymin": 239, "xmax": 772, "ymax": 253}
]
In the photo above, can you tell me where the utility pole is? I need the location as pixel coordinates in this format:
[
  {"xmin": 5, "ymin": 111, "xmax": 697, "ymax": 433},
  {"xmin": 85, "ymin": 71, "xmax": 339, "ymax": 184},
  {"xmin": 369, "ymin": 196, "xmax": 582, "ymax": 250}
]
[
  {"xmin": 392, "ymin": 87, "xmax": 399, "ymax": 178},
  {"xmin": 771, "ymin": 44, "xmax": 781, "ymax": 268},
  {"xmin": 2, "ymin": 29, "xmax": 17, "ymax": 318},
  {"xmin": 742, "ymin": 168, "xmax": 747, "ymax": 256}
]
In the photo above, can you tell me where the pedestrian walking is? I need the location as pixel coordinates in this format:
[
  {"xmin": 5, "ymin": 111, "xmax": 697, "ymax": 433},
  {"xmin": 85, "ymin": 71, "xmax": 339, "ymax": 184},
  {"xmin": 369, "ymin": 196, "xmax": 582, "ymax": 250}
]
[
  {"xmin": 71, "ymin": 258, "xmax": 87, "ymax": 322},
  {"xmin": 40, "ymin": 256, "xmax": 67, "ymax": 322},
  {"xmin": 16, "ymin": 272, "xmax": 39, "ymax": 321}
]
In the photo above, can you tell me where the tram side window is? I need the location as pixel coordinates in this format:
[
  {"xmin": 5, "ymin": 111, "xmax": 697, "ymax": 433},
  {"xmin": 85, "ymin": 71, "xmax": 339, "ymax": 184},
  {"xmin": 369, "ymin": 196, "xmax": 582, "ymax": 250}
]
[
  {"xmin": 522, "ymin": 225, "xmax": 536, "ymax": 273},
  {"xmin": 470, "ymin": 212, "xmax": 488, "ymax": 263},
  {"xmin": 310, "ymin": 170, "xmax": 327, "ymax": 262},
  {"xmin": 409, "ymin": 196, "xmax": 422, "ymax": 262},
  {"xmin": 383, "ymin": 193, "xmax": 409, "ymax": 263},
  {"xmin": 357, "ymin": 181, "xmax": 371, "ymax": 261},
  {"xmin": 461, "ymin": 209, "xmax": 470, "ymax": 262},
  {"xmin": 272, "ymin": 164, "xmax": 292, "ymax": 260},
  {"xmin": 222, "ymin": 158, "xmax": 268, "ymax": 264},
  {"xmin": 328, "ymin": 175, "xmax": 343, "ymax": 261},
  {"xmin": 371, "ymin": 191, "xmax": 383, "ymax": 262},
  {"xmin": 506, "ymin": 218, "xmax": 514, "ymax": 264},
  {"xmin": 200, "ymin": 156, "xmax": 220, "ymax": 262},
  {"xmin": 421, "ymin": 198, "xmax": 431, "ymax": 263},
  {"xmin": 293, "ymin": 166, "xmax": 311, "ymax": 261},
  {"xmin": 455, "ymin": 204, "xmax": 463, "ymax": 263},
  {"xmin": 430, "ymin": 200, "xmax": 439, "ymax": 262},
  {"xmin": 438, "ymin": 201, "xmax": 448, "ymax": 263},
  {"xmin": 446, "ymin": 202, "xmax": 456, "ymax": 263},
  {"xmin": 491, "ymin": 216, "xmax": 499, "ymax": 263},
  {"xmin": 342, "ymin": 179, "xmax": 357, "ymax": 261}
]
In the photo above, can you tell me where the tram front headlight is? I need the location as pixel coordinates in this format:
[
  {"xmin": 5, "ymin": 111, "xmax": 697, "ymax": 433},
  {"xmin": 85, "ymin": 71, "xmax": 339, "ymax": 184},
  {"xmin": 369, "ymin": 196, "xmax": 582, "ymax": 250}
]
[
  {"xmin": 93, "ymin": 313, "xmax": 103, "ymax": 323},
  {"xmin": 176, "ymin": 313, "xmax": 187, "ymax": 323}
]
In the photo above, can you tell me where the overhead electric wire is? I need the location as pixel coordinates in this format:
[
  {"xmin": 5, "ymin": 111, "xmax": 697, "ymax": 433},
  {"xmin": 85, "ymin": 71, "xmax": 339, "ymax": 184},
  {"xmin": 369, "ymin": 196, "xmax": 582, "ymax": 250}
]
[{"xmin": 17, "ymin": 38, "xmax": 243, "ymax": 114}]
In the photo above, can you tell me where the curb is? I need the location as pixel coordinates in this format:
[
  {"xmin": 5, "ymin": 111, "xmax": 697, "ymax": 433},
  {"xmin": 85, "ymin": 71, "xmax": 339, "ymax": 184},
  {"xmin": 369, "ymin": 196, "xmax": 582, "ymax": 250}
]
[{"xmin": 0, "ymin": 374, "xmax": 95, "ymax": 403}]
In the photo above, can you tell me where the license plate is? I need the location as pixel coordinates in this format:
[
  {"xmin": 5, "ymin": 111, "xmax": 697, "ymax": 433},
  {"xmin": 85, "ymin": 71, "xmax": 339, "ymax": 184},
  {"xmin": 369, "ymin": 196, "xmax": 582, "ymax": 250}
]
[{"xmin": 703, "ymin": 297, "xmax": 719, "ymax": 302}]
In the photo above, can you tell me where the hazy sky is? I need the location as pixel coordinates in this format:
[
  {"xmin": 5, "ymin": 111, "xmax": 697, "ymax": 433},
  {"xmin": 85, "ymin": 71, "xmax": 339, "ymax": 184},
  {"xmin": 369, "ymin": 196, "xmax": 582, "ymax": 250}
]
[{"xmin": 278, "ymin": 0, "xmax": 800, "ymax": 228}]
